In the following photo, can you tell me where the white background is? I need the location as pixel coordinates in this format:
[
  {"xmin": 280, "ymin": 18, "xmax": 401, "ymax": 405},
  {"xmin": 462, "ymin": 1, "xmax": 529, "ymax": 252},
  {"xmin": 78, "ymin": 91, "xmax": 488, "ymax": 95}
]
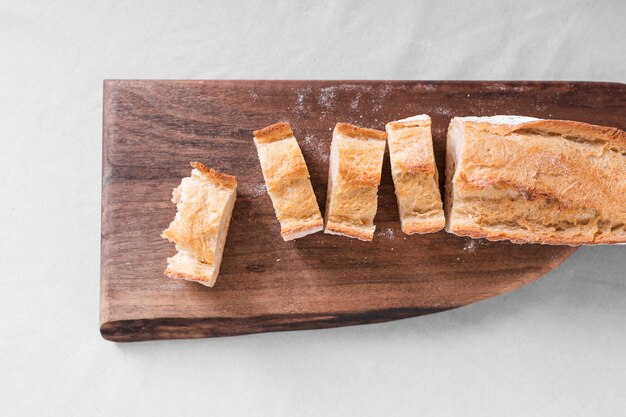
[{"xmin": 1, "ymin": 1, "xmax": 625, "ymax": 415}]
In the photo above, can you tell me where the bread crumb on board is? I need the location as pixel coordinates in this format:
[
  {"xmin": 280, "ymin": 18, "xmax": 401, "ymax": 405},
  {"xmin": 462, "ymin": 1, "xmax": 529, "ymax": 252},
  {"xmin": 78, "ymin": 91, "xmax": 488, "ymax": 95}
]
[
  {"xmin": 249, "ymin": 183, "xmax": 267, "ymax": 198},
  {"xmin": 302, "ymin": 134, "xmax": 329, "ymax": 162},
  {"xmin": 463, "ymin": 238, "xmax": 485, "ymax": 253},
  {"xmin": 379, "ymin": 227, "xmax": 395, "ymax": 240},
  {"xmin": 318, "ymin": 86, "xmax": 336, "ymax": 109}
]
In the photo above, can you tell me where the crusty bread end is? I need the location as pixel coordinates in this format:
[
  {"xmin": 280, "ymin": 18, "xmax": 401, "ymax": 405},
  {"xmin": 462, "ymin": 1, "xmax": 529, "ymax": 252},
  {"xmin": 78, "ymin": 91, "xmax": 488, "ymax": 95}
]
[
  {"xmin": 445, "ymin": 116, "xmax": 626, "ymax": 245},
  {"xmin": 161, "ymin": 162, "xmax": 237, "ymax": 286}
]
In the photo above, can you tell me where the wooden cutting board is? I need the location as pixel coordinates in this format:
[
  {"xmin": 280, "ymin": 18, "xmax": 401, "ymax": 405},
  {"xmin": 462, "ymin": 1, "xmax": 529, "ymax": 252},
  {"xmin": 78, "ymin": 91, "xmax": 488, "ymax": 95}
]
[{"xmin": 101, "ymin": 80, "xmax": 623, "ymax": 342}]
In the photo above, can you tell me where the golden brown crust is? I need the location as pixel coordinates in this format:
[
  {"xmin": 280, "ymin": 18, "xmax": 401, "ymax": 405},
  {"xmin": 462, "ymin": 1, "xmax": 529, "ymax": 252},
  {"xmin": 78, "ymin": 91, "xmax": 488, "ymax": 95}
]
[
  {"xmin": 161, "ymin": 164, "xmax": 237, "ymax": 286},
  {"xmin": 447, "ymin": 223, "xmax": 625, "ymax": 246},
  {"xmin": 190, "ymin": 161, "xmax": 237, "ymax": 189},
  {"xmin": 467, "ymin": 119, "xmax": 626, "ymax": 151},
  {"xmin": 333, "ymin": 124, "xmax": 387, "ymax": 187},
  {"xmin": 401, "ymin": 217, "xmax": 446, "ymax": 235},
  {"xmin": 324, "ymin": 123, "xmax": 386, "ymax": 241},
  {"xmin": 386, "ymin": 118, "xmax": 432, "ymax": 130},
  {"xmin": 386, "ymin": 116, "xmax": 445, "ymax": 236},
  {"xmin": 253, "ymin": 122, "xmax": 294, "ymax": 143},
  {"xmin": 164, "ymin": 268, "xmax": 211, "ymax": 283},
  {"xmin": 161, "ymin": 172, "xmax": 235, "ymax": 264},
  {"xmin": 253, "ymin": 123, "xmax": 323, "ymax": 241},
  {"xmin": 281, "ymin": 219, "xmax": 324, "ymax": 240},
  {"xmin": 338, "ymin": 165, "xmax": 383, "ymax": 187},
  {"xmin": 386, "ymin": 121, "xmax": 434, "ymax": 175},
  {"xmin": 335, "ymin": 123, "xmax": 387, "ymax": 141},
  {"xmin": 325, "ymin": 221, "xmax": 374, "ymax": 241},
  {"xmin": 446, "ymin": 117, "xmax": 626, "ymax": 245},
  {"xmin": 256, "ymin": 144, "xmax": 309, "ymax": 186}
]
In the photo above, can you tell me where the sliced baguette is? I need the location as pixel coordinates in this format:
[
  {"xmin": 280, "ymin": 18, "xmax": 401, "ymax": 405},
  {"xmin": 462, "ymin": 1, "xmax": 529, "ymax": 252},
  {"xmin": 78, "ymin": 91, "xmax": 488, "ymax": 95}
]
[
  {"xmin": 253, "ymin": 122, "xmax": 323, "ymax": 241},
  {"xmin": 445, "ymin": 116, "xmax": 626, "ymax": 245},
  {"xmin": 324, "ymin": 123, "xmax": 387, "ymax": 241},
  {"xmin": 161, "ymin": 162, "xmax": 237, "ymax": 287},
  {"xmin": 386, "ymin": 114, "xmax": 445, "ymax": 234}
]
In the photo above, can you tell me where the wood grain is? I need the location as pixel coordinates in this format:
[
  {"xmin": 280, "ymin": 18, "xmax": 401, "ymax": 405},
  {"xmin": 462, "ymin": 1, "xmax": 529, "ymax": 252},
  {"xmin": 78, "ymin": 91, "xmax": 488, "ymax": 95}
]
[{"xmin": 101, "ymin": 80, "xmax": 624, "ymax": 342}]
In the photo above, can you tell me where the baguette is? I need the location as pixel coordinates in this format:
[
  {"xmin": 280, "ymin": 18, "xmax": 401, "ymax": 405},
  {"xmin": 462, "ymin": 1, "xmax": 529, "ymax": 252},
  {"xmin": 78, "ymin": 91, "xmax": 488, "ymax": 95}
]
[
  {"xmin": 161, "ymin": 162, "xmax": 237, "ymax": 287},
  {"xmin": 253, "ymin": 122, "xmax": 323, "ymax": 240},
  {"xmin": 324, "ymin": 123, "xmax": 387, "ymax": 241},
  {"xmin": 386, "ymin": 115, "xmax": 445, "ymax": 234},
  {"xmin": 445, "ymin": 116, "xmax": 626, "ymax": 245}
]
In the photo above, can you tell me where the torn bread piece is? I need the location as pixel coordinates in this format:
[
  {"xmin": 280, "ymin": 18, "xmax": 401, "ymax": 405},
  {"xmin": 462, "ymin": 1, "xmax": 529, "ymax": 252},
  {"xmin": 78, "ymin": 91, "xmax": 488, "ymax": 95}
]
[
  {"xmin": 253, "ymin": 122, "xmax": 323, "ymax": 241},
  {"xmin": 386, "ymin": 115, "xmax": 445, "ymax": 234},
  {"xmin": 324, "ymin": 123, "xmax": 387, "ymax": 241},
  {"xmin": 161, "ymin": 162, "xmax": 237, "ymax": 286},
  {"xmin": 445, "ymin": 116, "xmax": 626, "ymax": 245}
]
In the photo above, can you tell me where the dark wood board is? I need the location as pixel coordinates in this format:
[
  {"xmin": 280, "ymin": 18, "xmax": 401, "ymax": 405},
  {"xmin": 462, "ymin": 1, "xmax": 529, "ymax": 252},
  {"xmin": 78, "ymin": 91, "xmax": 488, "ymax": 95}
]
[{"xmin": 101, "ymin": 80, "xmax": 624, "ymax": 342}]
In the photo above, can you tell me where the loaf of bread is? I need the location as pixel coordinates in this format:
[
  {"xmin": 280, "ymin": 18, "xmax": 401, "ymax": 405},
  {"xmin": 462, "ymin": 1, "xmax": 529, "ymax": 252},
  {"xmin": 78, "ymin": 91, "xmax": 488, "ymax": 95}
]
[
  {"xmin": 324, "ymin": 123, "xmax": 387, "ymax": 241},
  {"xmin": 253, "ymin": 122, "xmax": 323, "ymax": 240},
  {"xmin": 161, "ymin": 162, "xmax": 237, "ymax": 286},
  {"xmin": 386, "ymin": 115, "xmax": 445, "ymax": 234},
  {"xmin": 445, "ymin": 116, "xmax": 626, "ymax": 245}
]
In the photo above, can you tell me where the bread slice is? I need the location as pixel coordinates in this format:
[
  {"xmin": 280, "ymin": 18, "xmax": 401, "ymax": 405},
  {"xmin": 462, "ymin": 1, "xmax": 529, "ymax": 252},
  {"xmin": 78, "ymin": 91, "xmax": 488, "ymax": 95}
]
[
  {"xmin": 445, "ymin": 116, "xmax": 626, "ymax": 245},
  {"xmin": 253, "ymin": 122, "xmax": 323, "ymax": 241},
  {"xmin": 386, "ymin": 115, "xmax": 445, "ymax": 234},
  {"xmin": 161, "ymin": 162, "xmax": 237, "ymax": 286},
  {"xmin": 324, "ymin": 123, "xmax": 387, "ymax": 241}
]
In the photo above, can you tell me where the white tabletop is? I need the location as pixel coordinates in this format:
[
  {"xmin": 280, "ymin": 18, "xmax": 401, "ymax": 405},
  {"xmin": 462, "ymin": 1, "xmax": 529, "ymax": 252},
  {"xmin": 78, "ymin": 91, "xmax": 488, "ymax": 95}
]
[{"xmin": 1, "ymin": 1, "xmax": 625, "ymax": 415}]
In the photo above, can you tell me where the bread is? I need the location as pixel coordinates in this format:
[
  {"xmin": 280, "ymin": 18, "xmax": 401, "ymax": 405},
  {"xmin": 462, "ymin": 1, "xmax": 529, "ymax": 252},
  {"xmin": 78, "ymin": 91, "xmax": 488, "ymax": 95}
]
[
  {"xmin": 386, "ymin": 115, "xmax": 445, "ymax": 234},
  {"xmin": 324, "ymin": 123, "xmax": 387, "ymax": 241},
  {"xmin": 253, "ymin": 122, "xmax": 323, "ymax": 240},
  {"xmin": 161, "ymin": 162, "xmax": 237, "ymax": 286},
  {"xmin": 445, "ymin": 116, "xmax": 626, "ymax": 245}
]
